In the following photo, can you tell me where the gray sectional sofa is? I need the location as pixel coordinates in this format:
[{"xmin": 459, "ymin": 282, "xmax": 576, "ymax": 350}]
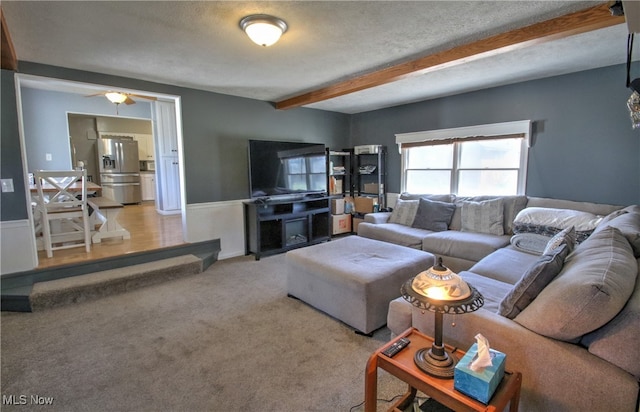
[{"xmin": 357, "ymin": 194, "xmax": 640, "ymax": 412}]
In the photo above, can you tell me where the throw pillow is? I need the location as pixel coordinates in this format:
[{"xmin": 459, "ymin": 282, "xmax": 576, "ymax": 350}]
[
  {"xmin": 460, "ymin": 198, "xmax": 504, "ymax": 235},
  {"xmin": 512, "ymin": 207, "xmax": 603, "ymax": 243},
  {"xmin": 388, "ymin": 199, "xmax": 419, "ymax": 226},
  {"xmin": 542, "ymin": 226, "xmax": 576, "ymax": 255},
  {"xmin": 411, "ymin": 198, "xmax": 456, "ymax": 232},
  {"xmin": 514, "ymin": 226, "xmax": 637, "ymax": 342},
  {"xmin": 498, "ymin": 244, "xmax": 569, "ymax": 319}
]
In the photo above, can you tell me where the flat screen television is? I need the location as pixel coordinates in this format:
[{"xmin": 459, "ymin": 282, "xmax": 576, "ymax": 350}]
[{"xmin": 248, "ymin": 139, "xmax": 327, "ymax": 199}]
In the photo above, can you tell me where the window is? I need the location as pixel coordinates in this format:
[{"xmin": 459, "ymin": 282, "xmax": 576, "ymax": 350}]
[{"xmin": 397, "ymin": 121, "xmax": 531, "ymax": 196}]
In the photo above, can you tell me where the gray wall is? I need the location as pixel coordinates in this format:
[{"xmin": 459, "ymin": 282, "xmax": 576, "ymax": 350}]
[
  {"xmin": 351, "ymin": 62, "xmax": 640, "ymax": 206},
  {"xmin": 1, "ymin": 62, "xmax": 351, "ymax": 221},
  {"xmin": 1, "ymin": 69, "xmax": 28, "ymax": 221}
]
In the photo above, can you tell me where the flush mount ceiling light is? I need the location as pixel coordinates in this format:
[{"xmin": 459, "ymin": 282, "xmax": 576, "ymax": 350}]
[{"xmin": 240, "ymin": 14, "xmax": 288, "ymax": 47}]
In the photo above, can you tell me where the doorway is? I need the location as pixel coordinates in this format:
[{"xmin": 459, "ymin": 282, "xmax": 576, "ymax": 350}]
[{"xmin": 15, "ymin": 73, "xmax": 186, "ymax": 269}]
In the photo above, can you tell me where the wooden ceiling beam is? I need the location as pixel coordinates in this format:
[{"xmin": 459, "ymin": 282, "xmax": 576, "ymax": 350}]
[
  {"xmin": 275, "ymin": 3, "xmax": 625, "ymax": 110},
  {"xmin": 1, "ymin": 7, "xmax": 18, "ymax": 71}
]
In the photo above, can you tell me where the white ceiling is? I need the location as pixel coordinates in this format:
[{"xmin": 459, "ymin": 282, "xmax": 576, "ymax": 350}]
[{"xmin": 2, "ymin": 1, "xmax": 637, "ymax": 114}]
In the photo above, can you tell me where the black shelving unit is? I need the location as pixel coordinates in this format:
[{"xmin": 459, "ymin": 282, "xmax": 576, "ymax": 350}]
[
  {"xmin": 355, "ymin": 145, "xmax": 387, "ymax": 209},
  {"xmin": 244, "ymin": 196, "xmax": 330, "ymax": 260},
  {"xmin": 327, "ymin": 149, "xmax": 354, "ymax": 199},
  {"xmin": 327, "ymin": 149, "xmax": 355, "ymax": 236}
]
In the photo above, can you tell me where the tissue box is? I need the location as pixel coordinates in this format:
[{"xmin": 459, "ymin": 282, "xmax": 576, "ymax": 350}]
[{"xmin": 454, "ymin": 343, "xmax": 506, "ymax": 404}]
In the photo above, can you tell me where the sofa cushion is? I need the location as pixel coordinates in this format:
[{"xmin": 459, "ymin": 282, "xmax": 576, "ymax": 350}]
[
  {"xmin": 468, "ymin": 245, "xmax": 539, "ymax": 285},
  {"xmin": 580, "ymin": 258, "xmax": 640, "ymax": 379},
  {"xmin": 499, "ymin": 244, "xmax": 569, "ymax": 319},
  {"xmin": 422, "ymin": 230, "xmax": 511, "ymax": 263},
  {"xmin": 514, "ymin": 226, "xmax": 637, "ymax": 342},
  {"xmin": 357, "ymin": 222, "xmax": 427, "ymax": 249},
  {"xmin": 592, "ymin": 210, "xmax": 640, "ymax": 258},
  {"xmin": 412, "ymin": 198, "xmax": 456, "ymax": 232},
  {"xmin": 513, "ymin": 207, "xmax": 602, "ymax": 243},
  {"xmin": 388, "ymin": 199, "xmax": 418, "ymax": 226},
  {"xmin": 461, "ymin": 198, "xmax": 504, "ymax": 235},
  {"xmin": 459, "ymin": 271, "xmax": 513, "ymax": 313},
  {"xmin": 542, "ymin": 226, "xmax": 576, "ymax": 255}
]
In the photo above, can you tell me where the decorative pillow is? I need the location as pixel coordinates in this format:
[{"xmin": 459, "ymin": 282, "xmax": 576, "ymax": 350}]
[
  {"xmin": 411, "ymin": 198, "xmax": 456, "ymax": 232},
  {"xmin": 460, "ymin": 198, "xmax": 504, "ymax": 235},
  {"xmin": 542, "ymin": 226, "xmax": 576, "ymax": 255},
  {"xmin": 388, "ymin": 199, "xmax": 419, "ymax": 226},
  {"xmin": 513, "ymin": 207, "xmax": 603, "ymax": 243},
  {"xmin": 498, "ymin": 244, "xmax": 569, "ymax": 319},
  {"xmin": 514, "ymin": 226, "xmax": 637, "ymax": 342}
]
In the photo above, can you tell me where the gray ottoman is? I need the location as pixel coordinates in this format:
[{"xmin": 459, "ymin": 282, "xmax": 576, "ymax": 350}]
[{"xmin": 286, "ymin": 236, "xmax": 434, "ymax": 334}]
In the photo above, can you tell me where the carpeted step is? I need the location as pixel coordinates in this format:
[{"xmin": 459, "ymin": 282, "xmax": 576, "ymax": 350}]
[{"xmin": 29, "ymin": 255, "xmax": 203, "ymax": 311}]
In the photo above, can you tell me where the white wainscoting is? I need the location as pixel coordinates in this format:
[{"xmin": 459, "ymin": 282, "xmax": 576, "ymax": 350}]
[
  {"xmin": 1, "ymin": 219, "xmax": 38, "ymax": 275},
  {"xmin": 185, "ymin": 200, "xmax": 247, "ymax": 260}
]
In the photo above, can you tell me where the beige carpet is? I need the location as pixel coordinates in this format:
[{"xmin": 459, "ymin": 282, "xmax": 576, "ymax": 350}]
[{"xmin": 1, "ymin": 254, "xmax": 408, "ymax": 411}]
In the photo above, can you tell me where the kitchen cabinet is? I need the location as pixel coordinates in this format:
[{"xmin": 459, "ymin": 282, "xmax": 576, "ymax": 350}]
[
  {"xmin": 153, "ymin": 100, "xmax": 181, "ymax": 212},
  {"xmin": 156, "ymin": 101, "xmax": 179, "ymax": 157},
  {"xmin": 161, "ymin": 158, "xmax": 180, "ymax": 211},
  {"xmin": 134, "ymin": 134, "xmax": 155, "ymax": 161},
  {"xmin": 140, "ymin": 172, "xmax": 156, "ymax": 201}
]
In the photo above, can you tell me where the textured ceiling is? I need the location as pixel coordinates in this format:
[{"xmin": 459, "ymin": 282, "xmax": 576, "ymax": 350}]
[{"xmin": 2, "ymin": 1, "xmax": 636, "ymax": 113}]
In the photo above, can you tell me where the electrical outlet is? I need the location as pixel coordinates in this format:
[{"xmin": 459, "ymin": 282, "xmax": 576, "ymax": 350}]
[
  {"xmin": 1, "ymin": 179, "xmax": 14, "ymax": 193},
  {"xmin": 46, "ymin": 153, "xmax": 52, "ymax": 161}
]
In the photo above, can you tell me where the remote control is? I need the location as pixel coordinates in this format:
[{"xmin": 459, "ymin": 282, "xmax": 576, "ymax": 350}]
[{"xmin": 382, "ymin": 338, "xmax": 410, "ymax": 358}]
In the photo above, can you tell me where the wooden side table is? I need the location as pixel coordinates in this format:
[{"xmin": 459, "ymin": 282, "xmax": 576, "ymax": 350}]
[{"xmin": 365, "ymin": 328, "xmax": 522, "ymax": 412}]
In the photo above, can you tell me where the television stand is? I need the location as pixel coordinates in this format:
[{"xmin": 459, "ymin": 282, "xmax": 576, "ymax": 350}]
[{"xmin": 244, "ymin": 196, "xmax": 331, "ymax": 260}]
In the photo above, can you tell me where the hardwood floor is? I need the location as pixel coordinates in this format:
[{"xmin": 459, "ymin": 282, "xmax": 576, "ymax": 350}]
[{"xmin": 36, "ymin": 202, "xmax": 185, "ymax": 269}]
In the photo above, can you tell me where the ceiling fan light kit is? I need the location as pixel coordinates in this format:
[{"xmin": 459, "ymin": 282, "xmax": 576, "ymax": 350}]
[
  {"xmin": 105, "ymin": 92, "xmax": 128, "ymax": 104},
  {"xmin": 240, "ymin": 14, "xmax": 287, "ymax": 47}
]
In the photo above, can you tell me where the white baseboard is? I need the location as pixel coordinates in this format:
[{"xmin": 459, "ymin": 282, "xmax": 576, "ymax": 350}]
[{"xmin": 1, "ymin": 220, "xmax": 38, "ymax": 275}]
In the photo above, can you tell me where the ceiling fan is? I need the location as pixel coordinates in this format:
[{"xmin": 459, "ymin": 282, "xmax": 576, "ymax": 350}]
[{"xmin": 86, "ymin": 91, "xmax": 157, "ymax": 105}]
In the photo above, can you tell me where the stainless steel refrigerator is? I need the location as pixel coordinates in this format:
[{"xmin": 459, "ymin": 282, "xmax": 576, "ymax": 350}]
[{"xmin": 97, "ymin": 137, "xmax": 142, "ymax": 204}]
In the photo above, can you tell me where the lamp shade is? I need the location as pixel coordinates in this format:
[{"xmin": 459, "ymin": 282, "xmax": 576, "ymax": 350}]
[
  {"xmin": 240, "ymin": 14, "xmax": 287, "ymax": 47},
  {"xmin": 402, "ymin": 258, "xmax": 483, "ymax": 314}
]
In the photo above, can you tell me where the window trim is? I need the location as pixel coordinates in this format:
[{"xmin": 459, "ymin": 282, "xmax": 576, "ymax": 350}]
[
  {"xmin": 396, "ymin": 120, "xmax": 531, "ymax": 195},
  {"xmin": 395, "ymin": 120, "xmax": 532, "ymax": 147}
]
